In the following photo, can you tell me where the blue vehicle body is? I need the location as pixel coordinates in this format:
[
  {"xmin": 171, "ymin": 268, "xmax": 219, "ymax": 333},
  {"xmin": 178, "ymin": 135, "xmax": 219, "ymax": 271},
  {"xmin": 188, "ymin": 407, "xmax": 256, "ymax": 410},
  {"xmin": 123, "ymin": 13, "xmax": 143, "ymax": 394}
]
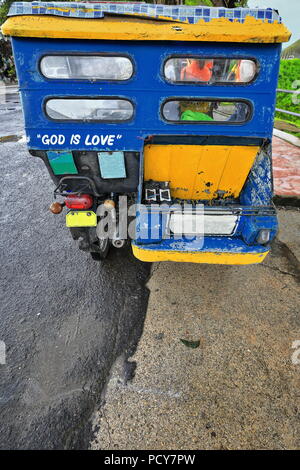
[
  {"xmin": 12, "ymin": 38, "xmax": 281, "ymax": 151},
  {"xmin": 3, "ymin": 2, "xmax": 290, "ymax": 264}
]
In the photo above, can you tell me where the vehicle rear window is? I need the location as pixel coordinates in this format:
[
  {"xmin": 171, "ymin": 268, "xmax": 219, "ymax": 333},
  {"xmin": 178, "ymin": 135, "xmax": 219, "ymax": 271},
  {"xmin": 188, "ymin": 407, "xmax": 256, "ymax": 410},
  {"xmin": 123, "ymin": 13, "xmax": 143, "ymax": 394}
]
[
  {"xmin": 40, "ymin": 55, "xmax": 133, "ymax": 81},
  {"xmin": 45, "ymin": 98, "xmax": 134, "ymax": 122},
  {"xmin": 162, "ymin": 99, "xmax": 251, "ymax": 124},
  {"xmin": 164, "ymin": 58, "xmax": 257, "ymax": 84}
]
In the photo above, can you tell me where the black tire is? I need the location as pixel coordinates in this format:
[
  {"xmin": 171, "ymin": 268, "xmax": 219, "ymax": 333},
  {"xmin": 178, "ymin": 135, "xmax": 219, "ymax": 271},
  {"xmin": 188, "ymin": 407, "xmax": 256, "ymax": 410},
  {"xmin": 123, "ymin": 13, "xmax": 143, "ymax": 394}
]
[{"xmin": 90, "ymin": 238, "xmax": 110, "ymax": 261}]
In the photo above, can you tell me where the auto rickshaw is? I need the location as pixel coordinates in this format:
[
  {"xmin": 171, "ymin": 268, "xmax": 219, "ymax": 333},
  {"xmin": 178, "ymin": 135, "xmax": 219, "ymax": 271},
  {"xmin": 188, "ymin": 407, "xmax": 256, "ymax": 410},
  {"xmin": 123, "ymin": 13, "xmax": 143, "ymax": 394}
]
[{"xmin": 2, "ymin": 2, "xmax": 291, "ymax": 263}]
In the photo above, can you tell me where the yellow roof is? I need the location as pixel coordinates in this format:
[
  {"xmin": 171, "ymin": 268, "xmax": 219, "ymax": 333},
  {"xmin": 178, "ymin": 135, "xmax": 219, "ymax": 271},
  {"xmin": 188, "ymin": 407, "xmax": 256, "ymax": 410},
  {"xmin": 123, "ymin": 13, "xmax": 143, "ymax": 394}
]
[{"xmin": 2, "ymin": 14, "xmax": 291, "ymax": 44}]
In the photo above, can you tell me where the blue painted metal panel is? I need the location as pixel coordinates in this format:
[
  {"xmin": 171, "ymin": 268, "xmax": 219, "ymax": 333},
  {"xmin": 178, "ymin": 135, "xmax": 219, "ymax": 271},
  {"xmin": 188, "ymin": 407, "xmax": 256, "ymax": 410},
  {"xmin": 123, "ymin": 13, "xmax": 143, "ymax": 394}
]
[
  {"xmin": 135, "ymin": 209, "xmax": 277, "ymax": 246},
  {"xmin": 240, "ymin": 149, "xmax": 273, "ymax": 206},
  {"xmin": 240, "ymin": 216, "xmax": 277, "ymax": 245},
  {"xmin": 11, "ymin": 38, "xmax": 281, "ymax": 152}
]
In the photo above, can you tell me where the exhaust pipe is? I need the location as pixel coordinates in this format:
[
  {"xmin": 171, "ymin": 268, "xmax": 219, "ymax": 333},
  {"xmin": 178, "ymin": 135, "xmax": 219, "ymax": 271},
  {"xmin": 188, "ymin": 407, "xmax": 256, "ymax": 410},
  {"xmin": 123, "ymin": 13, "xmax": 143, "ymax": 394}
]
[
  {"xmin": 112, "ymin": 238, "xmax": 125, "ymax": 249},
  {"xmin": 102, "ymin": 199, "xmax": 125, "ymax": 248}
]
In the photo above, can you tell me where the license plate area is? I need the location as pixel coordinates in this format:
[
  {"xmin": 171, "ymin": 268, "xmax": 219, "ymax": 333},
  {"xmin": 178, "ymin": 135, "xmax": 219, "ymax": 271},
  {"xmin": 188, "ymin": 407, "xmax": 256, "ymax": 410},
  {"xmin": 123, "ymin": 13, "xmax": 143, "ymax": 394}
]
[
  {"xmin": 66, "ymin": 211, "xmax": 97, "ymax": 227},
  {"xmin": 169, "ymin": 213, "xmax": 204, "ymax": 236},
  {"xmin": 169, "ymin": 212, "xmax": 238, "ymax": 236}
]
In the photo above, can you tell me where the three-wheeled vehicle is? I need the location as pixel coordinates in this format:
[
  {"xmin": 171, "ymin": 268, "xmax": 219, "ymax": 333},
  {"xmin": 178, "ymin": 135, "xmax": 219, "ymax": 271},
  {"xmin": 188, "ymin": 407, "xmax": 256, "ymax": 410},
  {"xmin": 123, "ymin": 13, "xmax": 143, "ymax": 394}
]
[{"xmin": 2, "ymin": 2, "xmax": 290, "ymax": 263}]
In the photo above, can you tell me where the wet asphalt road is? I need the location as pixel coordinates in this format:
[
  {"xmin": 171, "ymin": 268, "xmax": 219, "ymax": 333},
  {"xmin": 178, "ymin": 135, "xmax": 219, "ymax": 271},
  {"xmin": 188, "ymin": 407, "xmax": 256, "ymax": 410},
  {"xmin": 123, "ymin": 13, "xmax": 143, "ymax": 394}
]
[{"xmin": 0, "ymin": 91, "xmax": 151, "ymax": 449}]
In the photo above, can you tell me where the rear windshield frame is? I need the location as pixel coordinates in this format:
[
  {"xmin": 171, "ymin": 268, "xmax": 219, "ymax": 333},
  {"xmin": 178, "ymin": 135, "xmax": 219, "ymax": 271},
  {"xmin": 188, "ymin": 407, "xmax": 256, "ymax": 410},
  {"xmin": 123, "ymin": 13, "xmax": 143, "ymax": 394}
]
[
  {"xmin": 39, "ymin": 53, "xmax": 135, "ymax": 82},
  {"xmin": 162, "ymin": 55, "xmax": 259, "ymax": 86},
  {"xmin": 160, "ymin": 97, "xmax": 253, "ymax": 125},
  {"xmin": 44, "ymin": 96, "xmax": 135, "ymax": 123}
]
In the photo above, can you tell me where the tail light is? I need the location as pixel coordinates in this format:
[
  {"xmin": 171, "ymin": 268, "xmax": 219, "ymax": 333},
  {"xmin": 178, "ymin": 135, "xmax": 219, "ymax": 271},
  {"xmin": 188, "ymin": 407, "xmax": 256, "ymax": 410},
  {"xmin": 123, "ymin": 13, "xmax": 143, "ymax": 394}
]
[
  {"xmin": 49, "ymin": 201, "xmax": 65, "ymax": 214},
  {"xmin": 256, "ymin": 229, "xmax": 271, "ymax": 245},
  {"xmin": 65, "ymin": 194, "xmax": 93, "ymax": 210}
]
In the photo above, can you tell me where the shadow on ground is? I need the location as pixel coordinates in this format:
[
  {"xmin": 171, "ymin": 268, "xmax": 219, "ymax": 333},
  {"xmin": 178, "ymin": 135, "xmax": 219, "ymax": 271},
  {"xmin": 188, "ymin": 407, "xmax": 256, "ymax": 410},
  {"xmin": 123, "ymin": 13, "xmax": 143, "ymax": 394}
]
[{"xmin": 0, "ymin": 138, "xmax": 151, "ymax": 449}]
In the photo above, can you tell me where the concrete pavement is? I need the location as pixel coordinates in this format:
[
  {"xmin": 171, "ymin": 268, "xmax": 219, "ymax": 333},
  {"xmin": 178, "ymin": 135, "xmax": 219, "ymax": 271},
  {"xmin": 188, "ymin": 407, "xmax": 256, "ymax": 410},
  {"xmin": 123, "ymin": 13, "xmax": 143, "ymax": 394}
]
[
  {"xmin": 91, "ymin": 209, "xmax": 300, "ymax": 450},
  {"xmin": 278, "ymin": 209, "xmax": 300, "ymax": 261}
]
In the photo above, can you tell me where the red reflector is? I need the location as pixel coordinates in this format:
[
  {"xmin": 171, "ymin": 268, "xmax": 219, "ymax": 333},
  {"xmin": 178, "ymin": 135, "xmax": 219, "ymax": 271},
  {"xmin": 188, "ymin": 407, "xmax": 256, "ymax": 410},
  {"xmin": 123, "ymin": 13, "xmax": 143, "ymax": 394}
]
[{"xmin": 65, "ymin": 194, "xmax": 93, "ymax": 210}]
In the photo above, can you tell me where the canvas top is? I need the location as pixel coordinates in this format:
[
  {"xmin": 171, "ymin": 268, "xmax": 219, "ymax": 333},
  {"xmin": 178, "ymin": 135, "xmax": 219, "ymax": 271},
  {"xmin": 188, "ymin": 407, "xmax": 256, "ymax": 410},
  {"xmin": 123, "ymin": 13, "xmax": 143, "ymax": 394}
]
[{"xmin": 7, "ymin": 2, "xmax": 283, "ymax": 25}]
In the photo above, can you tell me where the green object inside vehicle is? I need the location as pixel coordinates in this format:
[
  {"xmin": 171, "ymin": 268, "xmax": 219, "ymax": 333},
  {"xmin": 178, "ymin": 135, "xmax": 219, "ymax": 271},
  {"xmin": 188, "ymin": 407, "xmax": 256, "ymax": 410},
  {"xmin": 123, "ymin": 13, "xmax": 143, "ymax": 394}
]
[
  {"xmin": 47, "ymin": 151, "xmax": 78, "ymax": 175},
  {"xmin": 181, "ymin": 110, "xmax": 214, "ymax": 121}
]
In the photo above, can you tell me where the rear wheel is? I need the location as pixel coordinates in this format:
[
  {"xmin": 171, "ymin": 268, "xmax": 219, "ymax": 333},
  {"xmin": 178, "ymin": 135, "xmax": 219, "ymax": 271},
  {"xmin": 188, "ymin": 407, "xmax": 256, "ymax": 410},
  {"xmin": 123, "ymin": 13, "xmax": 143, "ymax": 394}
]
[{"xmin": 90, "ymin": 238, "xmax": 110, "ymax": 261}]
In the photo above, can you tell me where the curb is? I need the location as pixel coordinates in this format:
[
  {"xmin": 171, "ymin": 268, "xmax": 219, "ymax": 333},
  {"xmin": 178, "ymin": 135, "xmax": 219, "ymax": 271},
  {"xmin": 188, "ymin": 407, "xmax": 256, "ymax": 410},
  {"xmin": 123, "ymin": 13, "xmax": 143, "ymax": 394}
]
[
  {"xmin": 273, "ymin": 128, "xmax": 300, "ymax": 147},
  {"xmin": 274, "ymin": 195, "xmax": 300, "ymax": 208}
]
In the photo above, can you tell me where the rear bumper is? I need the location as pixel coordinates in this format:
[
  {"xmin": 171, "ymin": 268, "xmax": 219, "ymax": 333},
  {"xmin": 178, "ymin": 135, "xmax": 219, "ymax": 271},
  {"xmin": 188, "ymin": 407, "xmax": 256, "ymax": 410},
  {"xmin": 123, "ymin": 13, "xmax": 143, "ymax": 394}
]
[
  {"xmin": 133, "ymin": 203, "xmax": 277, "ymax": 264},
  {"xmin": 132, "ymin": 237, "xmax": 269, "ymax": 265}
]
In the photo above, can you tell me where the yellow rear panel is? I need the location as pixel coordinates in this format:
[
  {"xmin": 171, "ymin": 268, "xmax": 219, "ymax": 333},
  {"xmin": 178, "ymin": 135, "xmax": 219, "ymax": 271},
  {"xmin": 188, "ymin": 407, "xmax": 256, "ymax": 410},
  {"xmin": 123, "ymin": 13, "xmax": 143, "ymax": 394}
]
[{"xmin": 144, "ymin": 144, "xmax": 259, "ymax": 200}]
